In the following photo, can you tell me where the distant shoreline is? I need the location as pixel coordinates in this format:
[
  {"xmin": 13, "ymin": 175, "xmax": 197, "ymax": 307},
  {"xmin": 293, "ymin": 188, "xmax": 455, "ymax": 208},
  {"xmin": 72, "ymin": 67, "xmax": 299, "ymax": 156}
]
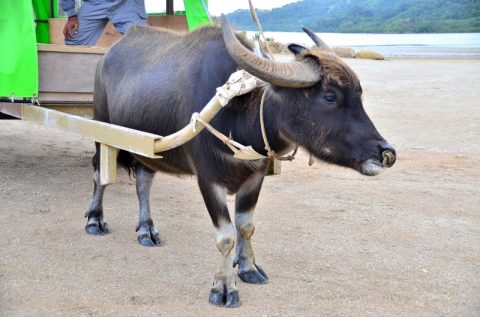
[
  {"xmin": 348, "ymin": 46, "xmax": 480, "ymax": 58},
  {"xmin": 251, "ymin": 32, "xmax": 480, "ymax": 58}
]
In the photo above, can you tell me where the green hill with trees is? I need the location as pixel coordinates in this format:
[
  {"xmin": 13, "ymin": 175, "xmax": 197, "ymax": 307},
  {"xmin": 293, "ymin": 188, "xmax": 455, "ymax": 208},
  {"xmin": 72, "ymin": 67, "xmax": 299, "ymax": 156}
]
[{"xmin": 226, "ymin": 0, "xmax": 480, "ymax": 33}]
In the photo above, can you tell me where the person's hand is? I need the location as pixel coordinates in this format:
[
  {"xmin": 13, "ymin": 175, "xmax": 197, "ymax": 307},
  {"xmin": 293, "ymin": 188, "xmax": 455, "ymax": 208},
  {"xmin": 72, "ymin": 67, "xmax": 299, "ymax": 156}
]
[{"xmin": 63, "ymin": 16, "xmax": 79, "ymax": 40}]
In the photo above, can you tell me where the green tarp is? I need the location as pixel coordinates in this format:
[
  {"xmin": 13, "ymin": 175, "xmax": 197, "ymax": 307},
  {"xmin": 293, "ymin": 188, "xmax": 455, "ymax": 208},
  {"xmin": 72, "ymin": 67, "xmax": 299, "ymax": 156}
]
[
  {"xmin": 32, "ymin": 0, "xmax": 51, "ymax": 43},
  {"xmin": 184, "ymin": 0, "xmax": 211, "ymax": 30},
  {"xmin": 0, "ymin": 0, "xmax": 38, "ymax": 98}
]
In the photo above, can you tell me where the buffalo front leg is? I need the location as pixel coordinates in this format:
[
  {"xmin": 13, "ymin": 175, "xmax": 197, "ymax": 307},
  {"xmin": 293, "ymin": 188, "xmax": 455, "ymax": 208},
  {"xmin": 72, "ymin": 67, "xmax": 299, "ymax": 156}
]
[
  {"xmin": 85, "ymin": 151, "xmax": 110, "ymax": 235},
  {"xmin": 234, "ymin": 172, "xmax": 268, "ymax": 284},
  {"xmin": 198, "ymin": 179, "xmax": 239, "ymax": 308},
  {"xmin": 135, "ymin": 163, "xmax": 160, "ymax": 247}
]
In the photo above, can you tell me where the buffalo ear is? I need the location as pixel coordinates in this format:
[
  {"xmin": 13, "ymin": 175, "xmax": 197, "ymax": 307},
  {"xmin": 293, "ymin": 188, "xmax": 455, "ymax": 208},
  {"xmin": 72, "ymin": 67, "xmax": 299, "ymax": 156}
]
[{"xmin": 288, "ymin": 44, "xmax": 308, "ymax": 56}]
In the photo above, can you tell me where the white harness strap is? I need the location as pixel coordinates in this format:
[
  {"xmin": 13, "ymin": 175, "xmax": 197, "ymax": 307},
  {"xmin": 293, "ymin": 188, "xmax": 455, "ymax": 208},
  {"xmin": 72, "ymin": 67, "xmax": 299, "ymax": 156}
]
[{"xmin": 259, "ymin": 89, "xmax": 298, "ymax": 161}]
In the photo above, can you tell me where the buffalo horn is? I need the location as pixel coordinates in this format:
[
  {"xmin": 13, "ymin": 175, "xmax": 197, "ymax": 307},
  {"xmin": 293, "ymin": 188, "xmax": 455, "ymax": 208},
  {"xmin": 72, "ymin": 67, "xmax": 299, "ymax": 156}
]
[
  {"xmin": 302, "ymin": 26, "xmax": 331, "ymax": 51},
  {"xmin": 221, "ymin": 15, "xmax": 320, "ymax": 88}
]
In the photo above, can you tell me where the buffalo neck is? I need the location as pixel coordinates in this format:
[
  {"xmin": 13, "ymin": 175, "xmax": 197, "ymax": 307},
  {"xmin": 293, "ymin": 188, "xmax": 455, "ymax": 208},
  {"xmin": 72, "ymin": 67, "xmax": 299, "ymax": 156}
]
[{"xmin": 221, "ymin": 86, "xmax": 293, "ymax": 157}]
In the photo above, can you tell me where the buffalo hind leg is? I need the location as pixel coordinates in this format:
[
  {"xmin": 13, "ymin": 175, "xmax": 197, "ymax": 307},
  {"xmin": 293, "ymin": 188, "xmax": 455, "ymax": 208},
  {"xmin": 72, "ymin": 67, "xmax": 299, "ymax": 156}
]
[
  {"xmin": 198, "ymin": 179, "xmax": 239, "ymax": 308},
  {"xmin": 85, "ymin": 151, "xmax": 110, "ymax": 235},
  {"xmin": 135, "ymin": 163, "xmax": 160, "ymax": 247},
  {"xmin": 234, "ymin": 172, "xmax": 268, "ymax": 284}
]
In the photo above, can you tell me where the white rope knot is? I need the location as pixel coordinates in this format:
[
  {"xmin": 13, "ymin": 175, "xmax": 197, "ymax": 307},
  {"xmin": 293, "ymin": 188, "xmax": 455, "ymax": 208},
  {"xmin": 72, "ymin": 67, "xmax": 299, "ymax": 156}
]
[
  {"xmin": 215, "ymin": 70, "xmax": 258, "ymax": 107},
  {"xmin": 190, "ymin": 112, "xmax": 200, "ymax": 132}
]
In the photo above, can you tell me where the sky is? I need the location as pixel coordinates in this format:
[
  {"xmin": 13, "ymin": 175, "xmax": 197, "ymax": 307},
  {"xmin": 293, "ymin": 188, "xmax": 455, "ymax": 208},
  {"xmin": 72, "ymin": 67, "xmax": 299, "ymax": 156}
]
[
  {"xmin": 145, "ymin": 0, "xmax": 300, "ymax": 15},
  {"xmin": 207, "ymin": 0, "xmax": 300, "ymax": 15}
]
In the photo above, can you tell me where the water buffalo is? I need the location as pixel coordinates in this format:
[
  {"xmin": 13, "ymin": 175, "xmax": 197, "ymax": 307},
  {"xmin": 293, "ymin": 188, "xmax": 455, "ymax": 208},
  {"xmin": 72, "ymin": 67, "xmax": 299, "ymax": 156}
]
[{"xmin": 87, "ymin": 16, "xmax": 396, "ymax": 307}]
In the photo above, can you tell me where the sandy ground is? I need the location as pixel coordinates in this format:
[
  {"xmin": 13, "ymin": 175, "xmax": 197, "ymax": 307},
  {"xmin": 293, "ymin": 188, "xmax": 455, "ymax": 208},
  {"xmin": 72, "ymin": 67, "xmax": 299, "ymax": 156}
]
[{"xmin": 1, "ymin": 58, "xmax": 479, "ymax": 316}]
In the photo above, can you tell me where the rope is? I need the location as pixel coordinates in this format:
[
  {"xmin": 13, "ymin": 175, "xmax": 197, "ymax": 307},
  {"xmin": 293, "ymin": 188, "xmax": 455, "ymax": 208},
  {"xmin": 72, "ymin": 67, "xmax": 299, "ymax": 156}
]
[
  {"xmin": 191, "ymin": 113, "xmax": 239, "ymax": 153},
  {"xmin": 190, "ymin": 113, "xmax": 266, "ymax": 161},
  {"xmin": 259, "ymin": 90, "xmax": 298, "ymax": 161},
  {"xmin": 249, "ymin": 0, "xmax": 275, "ymax": 60}
]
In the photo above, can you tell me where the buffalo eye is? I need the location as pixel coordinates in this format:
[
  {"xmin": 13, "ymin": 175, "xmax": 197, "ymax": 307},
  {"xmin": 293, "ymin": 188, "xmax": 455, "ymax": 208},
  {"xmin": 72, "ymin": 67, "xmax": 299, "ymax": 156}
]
[{"xmin": 324, "ymin": 92, "xmax": 336, "ymax": 104}]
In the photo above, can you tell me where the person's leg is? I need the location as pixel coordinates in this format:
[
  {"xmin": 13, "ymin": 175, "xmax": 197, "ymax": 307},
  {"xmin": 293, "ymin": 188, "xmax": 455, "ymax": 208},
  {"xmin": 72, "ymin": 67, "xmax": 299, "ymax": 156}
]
[
  {"xmin": 65, "ymin": 1, "xmax": 109, "ymax": 46},
  {"xmin": 110, "ymin": 0, "xmax": 147, "ymax": 34},
  {"xmin": 112, "ymin": 18, "xmax": 147, "ymax": 34}
]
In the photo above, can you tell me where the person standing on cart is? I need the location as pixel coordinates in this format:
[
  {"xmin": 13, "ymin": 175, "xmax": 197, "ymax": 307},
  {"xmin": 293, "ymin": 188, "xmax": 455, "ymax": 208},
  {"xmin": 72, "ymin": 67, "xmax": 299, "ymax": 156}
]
[{"xmin": 60, "ymin": 0, "xmax": 147, "ymax": 45}]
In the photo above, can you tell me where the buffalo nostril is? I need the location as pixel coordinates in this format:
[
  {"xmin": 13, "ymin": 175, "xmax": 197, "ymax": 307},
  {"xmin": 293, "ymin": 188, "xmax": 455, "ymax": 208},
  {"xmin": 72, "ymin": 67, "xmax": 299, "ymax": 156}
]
[
  {"xmin": 378, "ymin": 141, "xmax": 396, "ymax": 167},
  {"xmin": 378, "ymin": 141, "xmax": 395, "ymax": 155},
  {"xmin": 382, "ymin": 150, "xmax": 396, "ymax": 168}
]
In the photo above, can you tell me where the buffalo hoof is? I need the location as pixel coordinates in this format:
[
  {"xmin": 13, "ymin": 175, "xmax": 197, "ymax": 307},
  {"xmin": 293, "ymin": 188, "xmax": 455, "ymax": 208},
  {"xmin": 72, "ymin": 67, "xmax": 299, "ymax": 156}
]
[
  {"xmin": 85, "ymin": 218, "xmax": 110, "ymax": 235},
  {"xmin": 238, "ymin": 264, "xmax": 268, "ymax": 284},
  {"xmin": 208, "ymin": 288, "xmax": 225, "ymax": 306},
  {"xmin": 225, "ymin": 290, "xmax": 240, "ymax": 308},
  {"xmin": 136, "ymin": 224, "xmax": 161, "ymax": 247},
  {"xmin": 208, "ymin": 285, "xmax": 240, "ymax": 308},
  {"xmin": 138, "ymin": 233, "xmax": 161, "ymax": 247}
]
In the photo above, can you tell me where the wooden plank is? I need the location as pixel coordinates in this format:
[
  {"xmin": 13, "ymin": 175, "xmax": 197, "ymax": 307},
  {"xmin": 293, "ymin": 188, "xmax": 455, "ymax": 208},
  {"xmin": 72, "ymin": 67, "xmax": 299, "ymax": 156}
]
[
  {"xmin": 0, "ymin": 103, "xmax": 22, "ymax": 118},
  {"xmin": 100, "ymin": 144, "xmax": 118, "ymax": 185},
  {"xmin": 38, "ymin": 92, "xmax": 94, "ymax": 103},
  {"xmin": 21, "ymin": 104, "xmax": 163, "ymax": 158},
  {"xmin": 2, "ymin": 102, "xmax": 93, "ymax": 119},
  {"xmin": 41, "ymin": 103, "xmax": 93, "ymax": 118},
  {"xmin": 148, "ymin": 15, "xmax": 188, "ymax": 32},
  {"xmin": 38, "ymin": 43, "xmax": 108, "ymax": 54},
  {"xmin": 38, "ymin": 50, "xmax": 103, "ymax": 94}
]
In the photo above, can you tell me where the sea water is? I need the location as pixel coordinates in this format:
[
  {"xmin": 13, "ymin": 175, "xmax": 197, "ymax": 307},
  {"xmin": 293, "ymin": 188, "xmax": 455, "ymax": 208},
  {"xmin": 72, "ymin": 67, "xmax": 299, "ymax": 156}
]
[{"xmin": 248, "ymin": 32, "xmax": 480, "ymax": 58}]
